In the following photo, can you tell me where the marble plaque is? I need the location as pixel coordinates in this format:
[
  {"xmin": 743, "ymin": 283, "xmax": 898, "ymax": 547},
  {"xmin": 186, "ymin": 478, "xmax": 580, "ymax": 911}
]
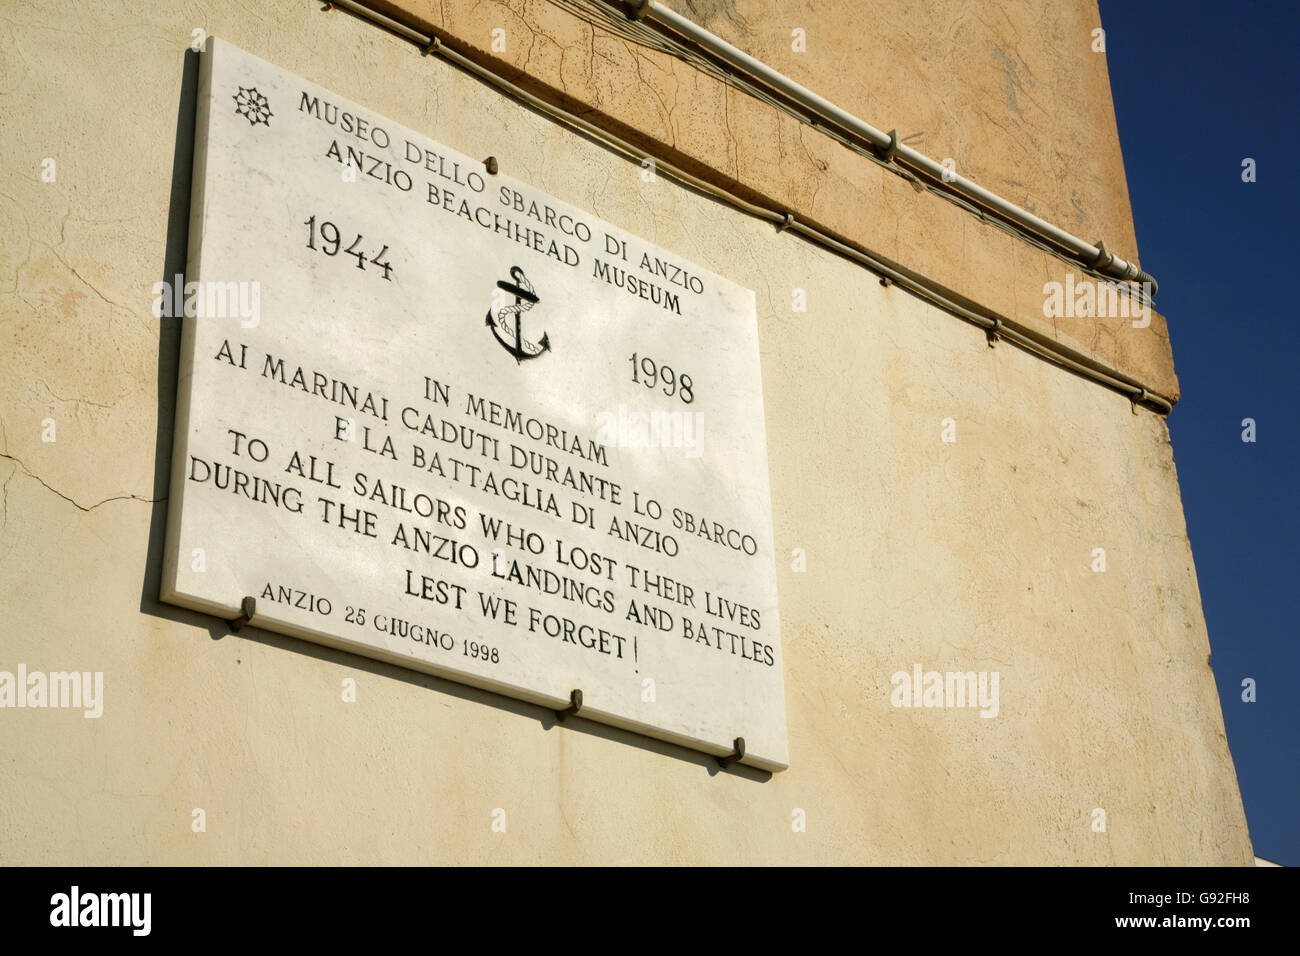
[{"xmin": 161, "ymin": 38, "xmax": 788, "ymax": 770}]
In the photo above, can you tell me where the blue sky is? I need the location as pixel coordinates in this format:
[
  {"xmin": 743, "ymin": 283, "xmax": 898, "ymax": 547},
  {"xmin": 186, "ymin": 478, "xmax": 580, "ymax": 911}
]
[{"xmin": 1099, "ymin": 0, "xmax": 1298, "ymax": 864}]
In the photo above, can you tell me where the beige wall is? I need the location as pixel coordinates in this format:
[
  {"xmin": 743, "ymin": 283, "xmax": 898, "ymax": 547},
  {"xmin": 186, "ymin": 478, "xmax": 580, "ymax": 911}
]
[{"xmin": 0, "ymin": 0, "xmax": 1252, "ymax": 863}]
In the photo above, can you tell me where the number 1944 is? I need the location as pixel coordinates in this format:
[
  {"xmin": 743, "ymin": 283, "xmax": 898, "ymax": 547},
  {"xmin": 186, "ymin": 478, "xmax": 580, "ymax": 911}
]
[{"xmin": 304, "ymin": 214, "xmax": 393, "ymax": 280}]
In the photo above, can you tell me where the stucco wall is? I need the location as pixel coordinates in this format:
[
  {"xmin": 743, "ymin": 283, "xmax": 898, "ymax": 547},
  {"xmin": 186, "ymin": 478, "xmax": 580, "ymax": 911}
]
[{"xmin": 0, "ymin": 0, "xmax": 1252, "ymax": 863}]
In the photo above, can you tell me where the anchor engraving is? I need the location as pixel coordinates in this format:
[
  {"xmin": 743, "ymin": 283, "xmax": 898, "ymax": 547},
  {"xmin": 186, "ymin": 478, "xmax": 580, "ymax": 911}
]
[{"xmin": 485, "ymin": 266, "xmax": 550, "ymax": 361}]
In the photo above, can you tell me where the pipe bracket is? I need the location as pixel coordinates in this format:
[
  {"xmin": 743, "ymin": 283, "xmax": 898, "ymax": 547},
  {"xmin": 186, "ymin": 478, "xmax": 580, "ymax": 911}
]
[
  {"xmin": 1089, "ymin": 239, "xmax": 1113, "ymax": 272},
  {"xmin": 880, "ymin": 128, "xmax": 901, "ymax": 163},
  {"xmin": 987, "ymin": 317, "xmax": 1002, "ymax": 347}
]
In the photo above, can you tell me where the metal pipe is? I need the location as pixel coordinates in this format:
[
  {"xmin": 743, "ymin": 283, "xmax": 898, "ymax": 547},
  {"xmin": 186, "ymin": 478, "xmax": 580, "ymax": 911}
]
[{"xmin": 633, "ymin": 0, "xmax": 1158, "ymax": 295}]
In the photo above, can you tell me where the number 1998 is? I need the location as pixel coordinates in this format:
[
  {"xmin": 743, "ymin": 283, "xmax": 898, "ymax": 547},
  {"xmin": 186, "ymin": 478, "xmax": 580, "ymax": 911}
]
[{"xmin": 629, "ymin": 353, "xmax": 694, "ymax": 403}]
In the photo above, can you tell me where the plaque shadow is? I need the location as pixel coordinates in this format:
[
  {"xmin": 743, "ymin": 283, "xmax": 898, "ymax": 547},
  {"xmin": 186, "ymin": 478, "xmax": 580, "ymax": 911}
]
[
  {"xmin": 232, "ymin": 622, "xmax": 771, "ymax": 781},
  {"xmin": 139, "ymin": 47, "xmax": 226, "ymax": 643},
  {"xmin": 138, "ymin": 49, "xmax": 771, "ymax": 782}
]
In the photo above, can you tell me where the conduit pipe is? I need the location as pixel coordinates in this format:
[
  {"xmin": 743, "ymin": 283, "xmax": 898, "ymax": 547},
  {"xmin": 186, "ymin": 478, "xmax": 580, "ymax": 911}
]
[{"xmin": 627, "ymin": 0, "xmax": 1158, "ymax": 295}]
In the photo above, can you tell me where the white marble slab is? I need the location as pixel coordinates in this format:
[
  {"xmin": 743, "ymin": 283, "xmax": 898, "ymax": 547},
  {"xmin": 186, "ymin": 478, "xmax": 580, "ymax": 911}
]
[{"xmin": 161, "ymin": 38, "xmax": 787, "ymax": 770}]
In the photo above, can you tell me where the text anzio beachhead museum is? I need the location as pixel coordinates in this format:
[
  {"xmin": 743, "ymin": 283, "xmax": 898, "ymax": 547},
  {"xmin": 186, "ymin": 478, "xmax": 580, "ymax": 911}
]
[{"xmin": 161, "ymin": 39, "xmax": 788, "ymax": 770}]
